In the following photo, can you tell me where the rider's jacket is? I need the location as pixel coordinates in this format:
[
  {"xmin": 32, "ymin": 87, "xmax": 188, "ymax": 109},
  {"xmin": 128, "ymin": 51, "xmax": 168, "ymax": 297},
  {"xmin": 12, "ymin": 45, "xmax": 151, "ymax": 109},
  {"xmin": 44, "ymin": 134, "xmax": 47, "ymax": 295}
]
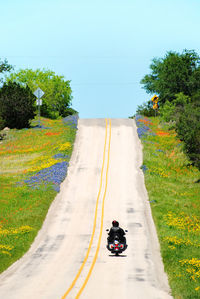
[{"xmin": 108, "ymin": 226, "xmax": 125, "ymax": 242}]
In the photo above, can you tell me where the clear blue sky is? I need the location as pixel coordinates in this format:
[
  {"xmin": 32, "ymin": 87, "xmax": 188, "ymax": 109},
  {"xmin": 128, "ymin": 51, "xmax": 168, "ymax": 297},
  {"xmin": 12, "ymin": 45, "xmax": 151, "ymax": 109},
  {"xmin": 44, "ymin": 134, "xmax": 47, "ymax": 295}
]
[{"xmin": 1, "ymin": 0, "xmax": 200, "ymax": 118}]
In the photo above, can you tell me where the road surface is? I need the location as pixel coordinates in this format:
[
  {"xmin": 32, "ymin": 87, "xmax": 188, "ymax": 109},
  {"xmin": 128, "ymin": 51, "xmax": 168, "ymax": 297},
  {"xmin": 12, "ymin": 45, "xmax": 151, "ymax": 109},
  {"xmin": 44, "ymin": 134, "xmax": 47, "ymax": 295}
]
[{"xmin": 0, "ymin": 119, "xmax": 172, "ymax": 299}]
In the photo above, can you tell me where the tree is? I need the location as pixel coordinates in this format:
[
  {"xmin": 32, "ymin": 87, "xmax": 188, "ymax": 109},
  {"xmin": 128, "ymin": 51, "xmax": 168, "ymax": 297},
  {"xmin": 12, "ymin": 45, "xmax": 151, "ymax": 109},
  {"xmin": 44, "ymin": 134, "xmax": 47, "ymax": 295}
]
[
  {"xmin": 159, "ymin": 92, "xmax": 190, "ymax": 123},
  {"xmin": 0, "ymin": 82, "xmax": 35, "ymax": 129},
  {"xmin": 6, "ymin": 69, "xmax": 73, "ymax": 119},
  {"xmin": 0, "ymin": 58, "xmax": 13, "ymax": 84},
  {"xmin": 176, "ymin": 100, "xmax": 200, "ymax": 170},
  {"xmin": 141, "ymin": 50, "xmax": 200, "ymax": 105}
]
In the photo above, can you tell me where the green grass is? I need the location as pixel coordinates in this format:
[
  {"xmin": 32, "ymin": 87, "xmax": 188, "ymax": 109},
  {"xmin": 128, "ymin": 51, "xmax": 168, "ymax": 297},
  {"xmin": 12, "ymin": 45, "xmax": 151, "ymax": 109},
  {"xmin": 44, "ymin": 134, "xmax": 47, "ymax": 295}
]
[
  {"xmin": 138, "ymin": 117, "xmax": 200, "ymax": 299},
  {"xmin": 0, "ymin": 117, "xmax": 76, "ymax": 273}
]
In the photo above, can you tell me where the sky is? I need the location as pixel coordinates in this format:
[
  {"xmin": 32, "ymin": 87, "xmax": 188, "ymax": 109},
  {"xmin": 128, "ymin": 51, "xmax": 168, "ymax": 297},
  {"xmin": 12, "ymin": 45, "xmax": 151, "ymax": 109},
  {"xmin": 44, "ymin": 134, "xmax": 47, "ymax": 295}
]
[{"xmin": 1, "ymin": 0, "xmax": 200, "ymax": 118}]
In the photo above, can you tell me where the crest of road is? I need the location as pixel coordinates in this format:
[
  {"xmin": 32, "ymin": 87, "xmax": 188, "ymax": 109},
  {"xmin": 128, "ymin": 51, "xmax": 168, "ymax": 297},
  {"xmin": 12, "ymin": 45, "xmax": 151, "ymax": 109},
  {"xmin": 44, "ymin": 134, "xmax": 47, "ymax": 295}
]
[{"xmin": 0, "ymin": 119, "xmax": 172, "ymax": 299}]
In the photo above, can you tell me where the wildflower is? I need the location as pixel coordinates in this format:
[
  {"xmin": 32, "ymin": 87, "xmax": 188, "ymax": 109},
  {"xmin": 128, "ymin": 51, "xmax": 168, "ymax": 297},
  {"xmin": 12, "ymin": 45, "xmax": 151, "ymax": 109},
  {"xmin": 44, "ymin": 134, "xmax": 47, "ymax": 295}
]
[
  {"xmin": 28, "ymin": 157, "xmax": 58, "ymax": 172},
  {"xmin": 140, "ymin": 165, "xmax": 148, "ymax": 173},
  {"xmin": 0, "ymin": 244, "xmax": 14, "ymax": 250},
  {"xmin": 163, "ymin": 236, "xmax": 200, "ymax": 247},
  {"xmin": 168, "ymin": 245, "xmax": 176, "ymax": 250},
  {"xmin": 156, "ymin": 130, "xmax": 170, "ymax": 136},
  {"xmin": 165, "ymin": 212, "xmax": 200, "ymax": 232},
  {"xmin": 63, "ymin": 114, "xmax": 78, "ymax": 129},
  {"xmin": 59, "ymin": 142, "xmax": 71, "ymax": 151},
  {"xmin": 179, "ymin": 258, "xmax": 200, "ymax": 281},
  {"xmin": 23, "ymin": 161, "xmax": 68, "ymax": 192},
  {"xmin": 53, "ymin": 153, "xmax": 68, "ymax": 159},
  {"xmin": 1, "ymin": 251, "xmax": 11, "ymax": 256},
  {"xmin": 0, "ymin": 225, "xmax": 33, "ymax": 236},
  {"xmin": 44, "ymin": 132, "xmax": 61, "ymax": 136}
]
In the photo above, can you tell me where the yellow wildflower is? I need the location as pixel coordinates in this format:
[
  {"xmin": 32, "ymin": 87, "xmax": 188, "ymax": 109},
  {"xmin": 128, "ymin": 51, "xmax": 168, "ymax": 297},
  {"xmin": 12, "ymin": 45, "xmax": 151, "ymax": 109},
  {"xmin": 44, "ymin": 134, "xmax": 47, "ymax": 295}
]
[
  {"xmin": 59, "ymin": 142, "xmax": 71, "ymax": 151},
  {"xmin": 1, "ymin": 251, "xmax": 11, "ymax": 256},
  {"xmin": 0, "ymin": 225, "xmax": 33, "ymax": 236},
  {"xmin": 0, "ymin": 244, "xmax": 14, "ymax": 251}
]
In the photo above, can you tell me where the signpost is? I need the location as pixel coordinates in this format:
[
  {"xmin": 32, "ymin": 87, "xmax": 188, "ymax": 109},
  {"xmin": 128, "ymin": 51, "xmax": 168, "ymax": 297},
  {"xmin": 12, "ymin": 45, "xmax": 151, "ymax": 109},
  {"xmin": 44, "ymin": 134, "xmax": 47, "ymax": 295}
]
[
  {"xmin": 34, "ymin": 88, "xmax": 45, "ymax": 127},
  {"xmin": 151, "ymin": 95, "xmax": 159, "ymax": 116}
]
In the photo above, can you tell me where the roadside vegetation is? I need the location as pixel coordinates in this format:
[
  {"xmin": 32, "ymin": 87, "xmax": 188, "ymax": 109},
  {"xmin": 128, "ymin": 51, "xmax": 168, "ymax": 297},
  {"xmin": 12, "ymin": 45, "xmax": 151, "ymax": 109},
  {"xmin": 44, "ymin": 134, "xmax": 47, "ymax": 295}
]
[
  {"xmin": 0, "ymin": 58, "xmax": 78, "ymax": 273},
  {"xmin": 0, "ymin": 115, "xmax": 78, "ymax": 273},
  {"xmin": 0, "ymin": 59, "xmax": 77, "ymax": 131},
  {"xmin": 137, "ymin": 49, "xmax": 200, "ymax": 171},
  {"xmin": 6, "ymin": 68, "xmax": 77, "ymax": 119},
  {"xmin": 134, "ymin": 48, "xmax": 200, "ymax": 298},
  {"xmin": 136, "ymin": 115, "xmax": 200, "ymax": 298}
]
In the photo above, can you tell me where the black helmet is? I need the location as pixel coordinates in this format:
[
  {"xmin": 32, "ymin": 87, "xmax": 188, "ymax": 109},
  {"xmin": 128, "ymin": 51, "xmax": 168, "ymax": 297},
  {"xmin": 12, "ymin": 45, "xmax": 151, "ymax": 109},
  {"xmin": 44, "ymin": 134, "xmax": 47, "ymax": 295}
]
[{"xmin": 112, "ymin": 220, "xmax": 119, "ymax": 227}]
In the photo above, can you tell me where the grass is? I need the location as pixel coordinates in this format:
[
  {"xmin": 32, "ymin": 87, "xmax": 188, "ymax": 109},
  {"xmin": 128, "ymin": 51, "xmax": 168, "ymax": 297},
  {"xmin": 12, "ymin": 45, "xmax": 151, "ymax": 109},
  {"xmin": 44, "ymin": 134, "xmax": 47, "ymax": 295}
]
[
  {"xmin": 136, "ymin": 115, "xmax": 200, "ymax": 299},
  {"xmin": 0, "ymin": 116, "xmax": 77, "ymax": 273}
]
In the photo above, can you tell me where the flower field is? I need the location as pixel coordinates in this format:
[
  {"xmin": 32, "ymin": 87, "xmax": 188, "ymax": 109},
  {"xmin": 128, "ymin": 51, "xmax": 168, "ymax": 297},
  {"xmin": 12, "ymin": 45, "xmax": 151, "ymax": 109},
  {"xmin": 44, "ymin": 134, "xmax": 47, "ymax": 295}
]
[
  {"xmin": 0, "ymin": 115, "xmax": 78, "ymax": 273},
  {"xmin": 136, "ymin": 115, "xmax": 200, "ymax": 299}
]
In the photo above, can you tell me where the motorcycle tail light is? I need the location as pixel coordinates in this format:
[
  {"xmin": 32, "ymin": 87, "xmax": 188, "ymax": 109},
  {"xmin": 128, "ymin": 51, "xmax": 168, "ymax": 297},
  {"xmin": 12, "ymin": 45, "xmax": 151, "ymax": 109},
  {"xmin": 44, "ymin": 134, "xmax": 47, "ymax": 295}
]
[
  {"xmin": 110, "ymin": 244, "xmax": 114, "ymax": 249},
  {"xmin": 120, "ymin": 244, "xmax": 124, "ymax": 248}
]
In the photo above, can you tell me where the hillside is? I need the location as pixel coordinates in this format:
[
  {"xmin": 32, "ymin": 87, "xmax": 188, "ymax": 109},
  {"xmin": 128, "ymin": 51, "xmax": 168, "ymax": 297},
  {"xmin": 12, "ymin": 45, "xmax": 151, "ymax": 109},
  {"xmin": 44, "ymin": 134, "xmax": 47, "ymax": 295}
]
[
  {"xmin": 0, "ymin": 115, "xmax": 78, "ymax": 273},
  {"xmin": 136, "ymin": 115, "xmax": 200, "ymax": 299}
]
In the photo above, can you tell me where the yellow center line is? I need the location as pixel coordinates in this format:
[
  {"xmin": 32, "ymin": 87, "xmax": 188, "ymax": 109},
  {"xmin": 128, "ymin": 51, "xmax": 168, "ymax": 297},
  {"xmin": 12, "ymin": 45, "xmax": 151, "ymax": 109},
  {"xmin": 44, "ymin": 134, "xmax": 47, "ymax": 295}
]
[
  {"xmin": 61, "ymin": 119, "xmax": 109, "ymax": 299},
  {"xmin": 75, "ymin": 118, "xmax": 111, "ymax": 298}
]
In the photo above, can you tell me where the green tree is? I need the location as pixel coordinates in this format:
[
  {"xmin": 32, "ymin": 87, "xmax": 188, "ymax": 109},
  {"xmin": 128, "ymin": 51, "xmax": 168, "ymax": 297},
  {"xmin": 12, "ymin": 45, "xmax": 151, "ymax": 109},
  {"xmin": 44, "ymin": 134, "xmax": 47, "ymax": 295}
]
[
  {"xmin": 0, "ymin": 58, "xmax": 13, "ymax": 84},
  {"xmin": 0, "ymin": 82, "xmax": 35, "ymax": 129},
  {"xmin": 159, "ymin": 92, "xmax": 190, "ymax": 123},
  {"xmin": 6, "ymin": 69, "xmax": 73, "ymax": 119},
  {"xmin": 141, "ymin": 50, "xmax": 200, "ymax": 105},
  {"xmin": 0, "ymin": 59, "xmax": 13, "ymax": 129},
  {"xmin": 176, "ymin": 100, "xmax": 200, "ymax": 170}
]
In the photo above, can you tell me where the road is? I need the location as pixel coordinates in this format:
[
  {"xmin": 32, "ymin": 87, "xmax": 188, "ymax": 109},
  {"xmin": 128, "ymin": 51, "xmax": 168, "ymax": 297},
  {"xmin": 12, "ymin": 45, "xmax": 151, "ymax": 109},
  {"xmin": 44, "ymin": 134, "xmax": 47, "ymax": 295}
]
[{"xmin": 0, "ymin": 119, "xmax": 172, "ymax": 299}]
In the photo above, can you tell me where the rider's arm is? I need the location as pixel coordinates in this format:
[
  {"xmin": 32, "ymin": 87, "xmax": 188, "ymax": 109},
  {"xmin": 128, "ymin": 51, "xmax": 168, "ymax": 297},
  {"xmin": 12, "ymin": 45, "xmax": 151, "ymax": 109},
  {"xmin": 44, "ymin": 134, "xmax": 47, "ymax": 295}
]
[
  {"xmin": 108, "ymin": 228, "xmax": 112, "ymax": 235},
  {"xmin": 120, "ymin": 228, "xmax": 125, "ymax": 235}
]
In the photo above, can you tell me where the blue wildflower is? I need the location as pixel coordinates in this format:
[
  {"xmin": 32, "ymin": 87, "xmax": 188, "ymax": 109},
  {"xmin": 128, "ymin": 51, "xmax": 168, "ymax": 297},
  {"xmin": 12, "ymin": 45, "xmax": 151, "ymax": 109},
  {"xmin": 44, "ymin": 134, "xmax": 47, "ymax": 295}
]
[
  {"xmin": 22, "ymin": 161, "xmax": 69, "ymax": 192},
  {"xmin": 141, "ymin": 165, "xmax": 148, "ymax": 173},
  {"xmin": 63, "ymin": 114, "xmax": 79, "ymax": 129}
]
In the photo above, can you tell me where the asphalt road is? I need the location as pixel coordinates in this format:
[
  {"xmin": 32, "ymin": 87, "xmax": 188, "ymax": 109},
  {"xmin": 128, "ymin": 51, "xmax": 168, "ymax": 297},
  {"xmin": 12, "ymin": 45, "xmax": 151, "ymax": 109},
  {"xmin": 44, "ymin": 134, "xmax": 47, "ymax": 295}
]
[{"xmin": 0, "ymin": 119, "xmax": 172, "ymax": 299}]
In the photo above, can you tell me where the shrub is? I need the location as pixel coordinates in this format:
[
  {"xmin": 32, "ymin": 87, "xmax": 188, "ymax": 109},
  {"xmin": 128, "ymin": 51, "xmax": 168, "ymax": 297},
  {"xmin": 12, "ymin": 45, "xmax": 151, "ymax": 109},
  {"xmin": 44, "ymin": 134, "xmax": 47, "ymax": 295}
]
[
  {"xmin": 160, "ymin": 93, "xmax": 190, "ymax": 123},
  {"xmin": 176, "ymin": 100, "xmax": 200, "ymax": 169},
  {"xmin": 0, "ymin": 82, "xmax": 36, "ymax": 129},
  {"xmin": 136, "ymin": 100, "xmax": 155, "ymax": 117}
]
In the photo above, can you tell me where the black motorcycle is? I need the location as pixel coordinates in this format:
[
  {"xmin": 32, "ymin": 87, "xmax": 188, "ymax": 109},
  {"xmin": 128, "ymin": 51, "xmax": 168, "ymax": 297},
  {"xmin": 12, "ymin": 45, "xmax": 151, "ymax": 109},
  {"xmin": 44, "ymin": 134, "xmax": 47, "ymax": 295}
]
[{"xmin": 106, "ymin": 229, "xmax": 128, "ymax": 256}]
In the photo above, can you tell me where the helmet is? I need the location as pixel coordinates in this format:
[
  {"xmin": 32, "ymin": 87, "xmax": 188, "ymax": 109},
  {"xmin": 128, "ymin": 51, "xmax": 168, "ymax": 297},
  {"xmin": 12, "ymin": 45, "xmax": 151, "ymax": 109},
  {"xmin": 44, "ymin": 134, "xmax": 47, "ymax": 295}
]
[{"xmin": 112, "ymin": 220, "xmax": 119, "ymax": 227}]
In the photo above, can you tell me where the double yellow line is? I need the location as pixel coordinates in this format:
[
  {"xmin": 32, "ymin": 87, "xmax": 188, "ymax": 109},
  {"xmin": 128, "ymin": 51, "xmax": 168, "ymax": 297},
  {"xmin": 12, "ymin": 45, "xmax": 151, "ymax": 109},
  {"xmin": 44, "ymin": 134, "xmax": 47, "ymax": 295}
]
[{"xmin": 62, "ymin": 118, "xmax": 111, "ymax": 299}]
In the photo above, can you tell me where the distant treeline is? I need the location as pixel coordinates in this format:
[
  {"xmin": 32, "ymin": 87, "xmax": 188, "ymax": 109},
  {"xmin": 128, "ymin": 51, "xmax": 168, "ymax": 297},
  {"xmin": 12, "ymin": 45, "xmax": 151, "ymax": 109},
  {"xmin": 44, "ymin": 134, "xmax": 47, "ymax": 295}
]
[
  {"xmin": 137, "ymin": 49, "xmax": 200, "ymax": 170},
  {"xmin": 0, "ymin": 59, "xmax": 77, "ymax": 129}
]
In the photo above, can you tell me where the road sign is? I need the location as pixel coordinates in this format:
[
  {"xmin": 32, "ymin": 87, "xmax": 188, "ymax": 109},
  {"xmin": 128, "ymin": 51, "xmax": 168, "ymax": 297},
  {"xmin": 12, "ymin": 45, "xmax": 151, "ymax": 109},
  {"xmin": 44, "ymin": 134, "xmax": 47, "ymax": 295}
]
[
  {"xmin": 36, "ymin": 99, "xmax": 43, "ymax": 106},
  {"xmin": 34, "ymin": 88, "xmax": 44, "ymax": 128},
  {"xmin": 153, "ymin": 103, "xmax": 158, "ymax": 110},
  {"xmin": 34, "ymin": 88, "xmax": 45, "ymax": 99},
  {"xmin": 151, "ymin": 95, "xmax": 159, "ymax": 103}
]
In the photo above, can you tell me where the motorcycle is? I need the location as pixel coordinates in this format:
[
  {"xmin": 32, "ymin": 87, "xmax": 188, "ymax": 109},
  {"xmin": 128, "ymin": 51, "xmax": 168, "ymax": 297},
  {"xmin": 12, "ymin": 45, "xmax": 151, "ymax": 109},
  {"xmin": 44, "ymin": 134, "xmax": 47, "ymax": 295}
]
[{"xmin": 106, "ymin": 229, "xmax": 128, "ymax": 256}]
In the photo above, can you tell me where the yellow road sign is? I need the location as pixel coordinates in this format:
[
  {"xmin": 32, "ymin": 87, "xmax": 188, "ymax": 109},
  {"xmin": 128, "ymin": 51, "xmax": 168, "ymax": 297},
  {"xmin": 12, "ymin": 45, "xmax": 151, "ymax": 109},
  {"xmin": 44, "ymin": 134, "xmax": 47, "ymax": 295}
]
[
  {"xmin": 153, "ymin": 103, "xmax": 158, "ymax": 110},
  {"xmin": 151, "ymin": 95, "xmax": 159, "ymax": 103}
]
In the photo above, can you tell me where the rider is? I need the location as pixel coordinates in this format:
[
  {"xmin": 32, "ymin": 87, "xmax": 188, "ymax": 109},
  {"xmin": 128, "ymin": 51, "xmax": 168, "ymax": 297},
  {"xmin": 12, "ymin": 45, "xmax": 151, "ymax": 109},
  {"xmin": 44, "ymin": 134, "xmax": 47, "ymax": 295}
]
[{"xmin": 107, "ymin": 220, "xmax": 126, "ymax": 244}]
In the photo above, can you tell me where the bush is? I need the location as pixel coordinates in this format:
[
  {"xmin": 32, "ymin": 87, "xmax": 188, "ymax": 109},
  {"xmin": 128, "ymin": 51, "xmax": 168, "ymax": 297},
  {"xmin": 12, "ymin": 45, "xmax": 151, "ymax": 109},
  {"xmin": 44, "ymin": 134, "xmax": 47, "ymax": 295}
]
[
  {"xmin": 63, "ymin": 107, "xmax": 78, "ymax": 116},
  {"xmin": 160, "ymin": 92, "xmax": 190, "ymax": 123},
  {"xmin": 0, "ymin": 82, "xmax": 36, "ymax": 129},
  {"xmin": 136, "ymin": 100, "xmax": 155, "ymax": 117},
  {"xmin": 176, "ymin": 100, "xmax": 200, "ymax": 169}
]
